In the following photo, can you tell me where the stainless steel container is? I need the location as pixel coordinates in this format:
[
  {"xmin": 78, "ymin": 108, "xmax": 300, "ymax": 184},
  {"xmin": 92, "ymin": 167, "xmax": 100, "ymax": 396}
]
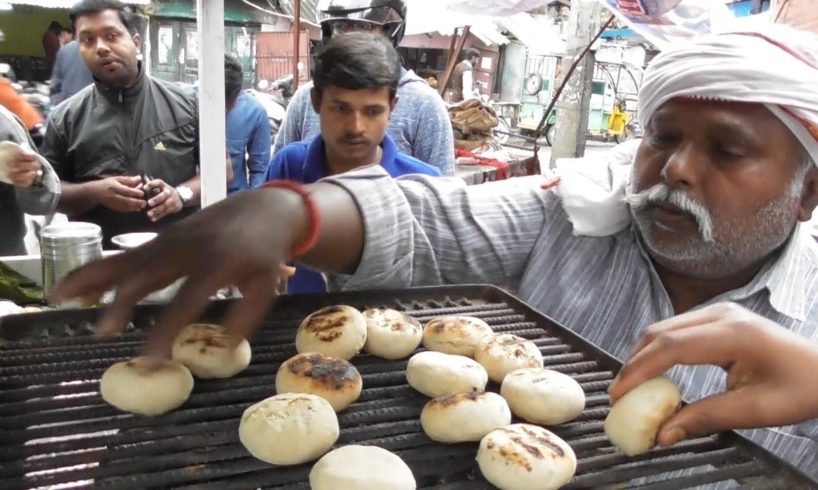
[{"xmin": 40, "ymin": 222, "xmax": 103, "ymax": 301}]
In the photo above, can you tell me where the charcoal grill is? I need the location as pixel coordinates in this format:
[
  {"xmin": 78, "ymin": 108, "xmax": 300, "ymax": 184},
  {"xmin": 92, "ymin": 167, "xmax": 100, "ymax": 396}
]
[{"xmin": 0, "ymin": 285, "xmax": 815, "ymax": 489}]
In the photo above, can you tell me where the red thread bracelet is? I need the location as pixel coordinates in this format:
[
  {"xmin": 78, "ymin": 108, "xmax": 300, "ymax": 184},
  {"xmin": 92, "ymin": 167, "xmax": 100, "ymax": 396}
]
[{"xmin": 262, "ymin": 180, "xmax": 322, "ymax": 258}]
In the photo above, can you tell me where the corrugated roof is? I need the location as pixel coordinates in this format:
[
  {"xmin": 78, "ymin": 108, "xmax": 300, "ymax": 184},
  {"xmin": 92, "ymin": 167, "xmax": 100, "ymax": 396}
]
[{"xmin": 4, "ymin": 0, "xmax": 149, "ymax": 7}]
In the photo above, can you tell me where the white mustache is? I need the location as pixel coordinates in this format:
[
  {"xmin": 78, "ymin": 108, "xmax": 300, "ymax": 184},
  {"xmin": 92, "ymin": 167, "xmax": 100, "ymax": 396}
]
[{"xmin": 626, "ymin": 183, "xmax": 715, "ymax": 243}]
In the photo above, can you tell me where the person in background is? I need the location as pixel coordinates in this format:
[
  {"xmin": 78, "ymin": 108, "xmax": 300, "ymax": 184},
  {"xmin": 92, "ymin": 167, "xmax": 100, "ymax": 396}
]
[
  {"xmin": 0, "ymin": 76, "xmax": 43, "ymax": 140},
  {"xmin": 225, "ymin": 54, "xmax": 271, "ymax": 194},
  {"xmin": 59, "ymin": 28, "xmax": 74, "ymax": 46},
  {"xmin": 42, "ymin": 21, "xmax": 63, "ymax": 70},
  {"xmin": 50, "ymin": 29, "xmax": 94, "ymax": 106},
  {"xmin": 0, "ymin": 105, "xmax": 59, "ymax": 256},
  {"xmin": 42, "ymin": 0, "xmax": 230, "ymax": 246},
  {"xmin": 265, "ymin": 31, "xmax": 441, "ymax": 294},
  {"xmin": 274, "ymin": 0, "xmax": 456, "ymax": 176},
  {"xmin": 449, "ymin": 48, "xmax": 481, "ymax": 103}
]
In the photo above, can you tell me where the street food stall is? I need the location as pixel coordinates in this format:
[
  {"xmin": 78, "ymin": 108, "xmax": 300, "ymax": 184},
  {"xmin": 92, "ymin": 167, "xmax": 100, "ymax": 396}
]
[{"xmin": 1, "ymin": 0, "xmax": 817, "ymax": 488}]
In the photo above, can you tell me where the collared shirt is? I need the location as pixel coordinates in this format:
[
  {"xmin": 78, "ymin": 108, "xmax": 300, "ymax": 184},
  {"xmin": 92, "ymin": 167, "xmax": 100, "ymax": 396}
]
[
  {"xmin": 227, "ymin": 91, "xmax": 272, "ymax": 194},
  {"xmin": 266, "ymin": 134, "xmax": 441, "ymax": 294},
  {"xmin": 273, "ymin": 68, "xmax": 456, "ymax": 176},
  {"xmin": 322, "ymin": 166, "xmax": 818, "ymax": 483}
]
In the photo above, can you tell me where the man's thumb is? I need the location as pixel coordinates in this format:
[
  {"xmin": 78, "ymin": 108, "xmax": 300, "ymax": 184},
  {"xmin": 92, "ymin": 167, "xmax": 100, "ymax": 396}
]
[{"xmin": 657, "ymin": 391, "xmax": 751, "ymax": 447}]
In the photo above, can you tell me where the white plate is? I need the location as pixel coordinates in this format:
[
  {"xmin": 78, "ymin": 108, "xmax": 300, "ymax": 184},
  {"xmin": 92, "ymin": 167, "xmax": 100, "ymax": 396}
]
[{"xmin": 111, "ymin": 232, "xmax": 157, "ymax": 250}]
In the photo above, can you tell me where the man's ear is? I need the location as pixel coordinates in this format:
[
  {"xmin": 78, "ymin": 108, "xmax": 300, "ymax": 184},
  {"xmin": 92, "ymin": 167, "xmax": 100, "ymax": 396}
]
[
  {"xmin": 389, "ymin": 95, "xmax": 398, "ymax": 114},
  {"xmin": 797, "ymin": 166, "xmax": 818, "ymax": 221},
  {"xmin": 132, "ymin": 33, "xmax": 142, "ymax": 53},
  {"xmin": 310, "ymin": 88, "xmax": 321, "ymax": 114}
]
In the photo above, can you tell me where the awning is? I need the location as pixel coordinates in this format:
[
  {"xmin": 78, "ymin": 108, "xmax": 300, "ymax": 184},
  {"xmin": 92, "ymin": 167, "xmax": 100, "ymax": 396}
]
[
  {"xmin": 1, "ymin": 0, "xmax": 149, "ymax": 7},
  {"xmin": 494, "ymin": 13, "xmax": 564, "ymax": 54}
]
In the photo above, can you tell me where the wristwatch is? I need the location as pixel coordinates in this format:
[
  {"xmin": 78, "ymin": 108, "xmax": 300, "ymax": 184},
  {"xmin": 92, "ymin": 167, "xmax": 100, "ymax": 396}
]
[{"xmin": 176, "ymin": 185, "xmax": 194, "ymax": 207}]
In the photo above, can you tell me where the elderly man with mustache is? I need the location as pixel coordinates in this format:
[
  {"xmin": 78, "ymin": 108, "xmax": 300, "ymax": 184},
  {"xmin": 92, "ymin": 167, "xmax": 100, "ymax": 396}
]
[{"xmin": 56, "ymin": 24, "xmax": 818, "ymax": 480}]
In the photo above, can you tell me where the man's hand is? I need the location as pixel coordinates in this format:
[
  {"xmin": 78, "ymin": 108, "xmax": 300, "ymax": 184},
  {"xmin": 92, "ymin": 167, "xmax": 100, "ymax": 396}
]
[
  {"xmin": 143, "ymin": 178, "xmax": 183, "ymax": 222},
  {"xmin": 92, "ymin": 176, "xmax": 145, "ymax": 213},
  {"xmin": 52, "ymin": 187, "xmax": 309, "ymax": 357},
  {"xmin": 7, "ymin": 150, "xmax": 42, "ymax": 188},
  {"xmin": 610, "ymin": 303, "xmax": 818, "ymax": 447}
]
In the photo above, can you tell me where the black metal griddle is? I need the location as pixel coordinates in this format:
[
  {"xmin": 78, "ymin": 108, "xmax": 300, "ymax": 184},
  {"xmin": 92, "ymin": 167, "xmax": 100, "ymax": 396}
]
[{"xmin": 0, "ymin": 285, "xmax": 815, "ymax": 489}]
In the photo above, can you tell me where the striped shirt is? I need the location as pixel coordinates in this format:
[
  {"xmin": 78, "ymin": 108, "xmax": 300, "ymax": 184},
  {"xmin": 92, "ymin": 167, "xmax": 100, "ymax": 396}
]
[{"xmin": 325, "ymin": 166, "xmax": 818, "ymax": 482}]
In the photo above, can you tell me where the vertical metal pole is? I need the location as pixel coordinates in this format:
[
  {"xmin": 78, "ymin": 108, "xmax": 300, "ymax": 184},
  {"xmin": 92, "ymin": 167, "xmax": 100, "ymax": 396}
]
[
  {"xmin": 293, "ymin": 0, "xmax": 301, "ymax": 91},
  {"xmin": 196, "ymin": 0, "xmax": 227, "ymax": 207}
]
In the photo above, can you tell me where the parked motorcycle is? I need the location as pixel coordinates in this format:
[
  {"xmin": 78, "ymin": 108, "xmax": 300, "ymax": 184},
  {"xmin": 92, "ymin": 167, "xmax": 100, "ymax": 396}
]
[{"xmin": 249, "ymin": 74, "xmax": 295, "ymax": 140}]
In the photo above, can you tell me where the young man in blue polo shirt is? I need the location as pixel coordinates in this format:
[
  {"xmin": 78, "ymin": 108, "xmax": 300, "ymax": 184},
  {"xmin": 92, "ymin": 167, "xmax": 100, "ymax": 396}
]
[{"xmin": 265, "ymin": 30, "xmax": 442, "ymax": 293}]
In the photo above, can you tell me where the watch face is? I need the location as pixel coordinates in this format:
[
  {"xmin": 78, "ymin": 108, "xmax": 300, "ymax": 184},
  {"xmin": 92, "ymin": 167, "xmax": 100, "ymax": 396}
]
[{"xmin": 177, "ymin": 186, "xmax": 193, "ymax": 202}]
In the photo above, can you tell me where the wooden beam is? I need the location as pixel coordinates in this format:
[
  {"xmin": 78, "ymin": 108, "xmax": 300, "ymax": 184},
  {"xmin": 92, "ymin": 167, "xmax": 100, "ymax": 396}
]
[
  {"xmin": 293, "ymin": 0, "xmax": 301, "ymax": 91},
  {"xmin": 438, "ymin": 25, "xmax": 470, "ymax": 96}
]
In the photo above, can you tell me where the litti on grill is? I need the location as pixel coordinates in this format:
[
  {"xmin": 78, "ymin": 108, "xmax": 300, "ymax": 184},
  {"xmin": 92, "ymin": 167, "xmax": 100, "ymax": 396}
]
[
  {"xmin": 239, "ymin": 393, "xmax": 339, "ymax": 465},
  {"xmin": 421, "ymin": 392, "xmax": 511, "ymax": 443},
  {"xmin": 604, "ymin": 376, "xmax": 682, "ymax": 456},
  {"xmin": 406, "ymin": 351, "xmax": 488, "ymax": 398},
  {"xmin": 477, "ymin": 424, "xmax": 577, "ymax": 490},
  {"xmin": 474, "ymin": 334, "xmax": 543, "ymax": 383},
  {"xmin": 422, "ymin": 316, "xmax": 493, "ymax": 357},
  {"xmin": 275, "ymin": 352, "xmax": 362, "ymax": 412},
  {"xmin": 295, "ymin": 305, "xmax": 367, "ymax": 360},
  {"xmin": 500, "ymin": 368, "xmax": 585, "ymax": 425},
  {"xmin": 363, "ymin": 308, "xmax": 423, "ymax": 359}
]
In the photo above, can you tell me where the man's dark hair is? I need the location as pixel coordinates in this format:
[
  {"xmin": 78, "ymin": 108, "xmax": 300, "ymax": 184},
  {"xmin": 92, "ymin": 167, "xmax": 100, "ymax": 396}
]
[
  {"xmin": 224, "ymin": 54, "xmax": 243, "ymax": 105},
  {"xmin": 463, "ymin": 48, "xmax": 481, "ymax": 62},
  {"xmin": 48, "ymin": 21, "xmax": 63, "ymax": 32},
  {"xmin": 312, "ymin": 31, "xmax": 401, "ymax": 100},
  {"xmin": 69, "ymin": 0, "xmax": 137, "ymax": 35}
]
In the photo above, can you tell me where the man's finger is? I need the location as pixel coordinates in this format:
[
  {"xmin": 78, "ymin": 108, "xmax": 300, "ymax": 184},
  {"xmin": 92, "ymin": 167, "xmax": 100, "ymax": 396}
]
[
  {"xmin": 147, "ymin": 186, "xmax": 171, "ymax": 208},
  {"xmin": 145, "ymin": 269, "xmax": 232, "ymax": 358},
  {"xmin": 611, "ymin": 322, "xmax": 736, "ymax": 402},
  {"xmin": 629, "ymin": 304, "xmax": 731, "ymax": 358},
  {"xmin": 112, "ymin": 183, "xmax": 145, "ymax": 199},
  {"xmin": 116, "ymin": 175, "xmax": 144, "ymax": 187},
  {"xmin": 111, "ymin": 195, "xmax": 147, "ymax": 212},
  {"xmin": 53, "ymin": 251, "xmax": 140, "ymax": 304},
  {"xmin": 222, "ymin": 270, "xmax": 279, "ymax": 343}
]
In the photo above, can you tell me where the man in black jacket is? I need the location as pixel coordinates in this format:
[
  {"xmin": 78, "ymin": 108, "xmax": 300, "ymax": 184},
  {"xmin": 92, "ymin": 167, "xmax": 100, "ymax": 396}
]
[{"xmin": 42, "ymin": 0, "xmax": 230, "ymax": 245}]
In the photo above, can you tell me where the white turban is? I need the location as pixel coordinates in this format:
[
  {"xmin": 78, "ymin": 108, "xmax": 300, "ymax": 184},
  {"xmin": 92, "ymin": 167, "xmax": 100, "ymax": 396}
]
[
  {"xmin": 639, "ymin": 24, "xmax": 818, "ymax": 164},
  {"xmin": 556, "ymin": 24, "xmax": 818, "ymax": 237}
]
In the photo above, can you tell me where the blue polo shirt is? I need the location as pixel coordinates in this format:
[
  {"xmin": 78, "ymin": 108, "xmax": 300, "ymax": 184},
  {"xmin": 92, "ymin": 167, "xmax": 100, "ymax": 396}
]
[{"xmin": 266, "ymin": 133, "xmax": 442, "ymax": 293}]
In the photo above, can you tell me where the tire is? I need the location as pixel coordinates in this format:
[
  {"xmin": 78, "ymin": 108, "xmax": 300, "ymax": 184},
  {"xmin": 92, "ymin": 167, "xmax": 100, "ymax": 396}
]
[
  {"xmin": 493, "ymin": 117, "xmax": 511, "ymax": 145},
  {"xmin": 545, "ymin": 124, "xmax": 556, "ymax": 147}
]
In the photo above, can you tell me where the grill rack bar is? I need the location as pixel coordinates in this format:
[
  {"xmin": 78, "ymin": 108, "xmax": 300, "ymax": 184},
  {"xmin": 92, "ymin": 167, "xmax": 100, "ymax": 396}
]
[{"xmin": 0, "ymin": 285, "xmax": 814, "ymax": 489}]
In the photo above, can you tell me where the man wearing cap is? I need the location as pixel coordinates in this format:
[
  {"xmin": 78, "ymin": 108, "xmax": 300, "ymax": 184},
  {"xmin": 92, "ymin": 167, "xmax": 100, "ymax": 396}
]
[{"xmin": 56, "ymin": 24, "xmax": 818, "ymax": 480}]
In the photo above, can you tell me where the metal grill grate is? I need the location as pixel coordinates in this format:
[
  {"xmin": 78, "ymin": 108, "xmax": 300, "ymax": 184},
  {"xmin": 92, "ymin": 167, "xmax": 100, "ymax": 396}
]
[{"xmin": 0, "ymin": 285, "xmax": 815, "ymax": 489}]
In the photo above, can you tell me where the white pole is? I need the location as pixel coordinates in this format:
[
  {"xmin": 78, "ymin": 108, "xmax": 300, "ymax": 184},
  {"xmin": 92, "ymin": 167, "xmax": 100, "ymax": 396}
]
[{"xmin": 196, "ymin": 0, "xmax": 227, "ymax": 207}]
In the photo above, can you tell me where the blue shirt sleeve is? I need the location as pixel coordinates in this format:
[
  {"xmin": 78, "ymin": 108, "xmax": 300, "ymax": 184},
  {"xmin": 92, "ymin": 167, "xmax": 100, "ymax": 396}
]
[
  {"xmin": 265, "ymin": 149, "xmax": 287, "ymax": 182},
  {"xmin": 247, "ymin": 106, "xmax": 272, "ymax": 188}
]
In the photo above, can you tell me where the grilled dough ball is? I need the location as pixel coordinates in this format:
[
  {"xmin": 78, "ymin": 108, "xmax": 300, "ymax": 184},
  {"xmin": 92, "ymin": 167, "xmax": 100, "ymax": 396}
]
[
  {"xmin": 604, "ymin": 376, "xmax": 682, "ymax": 456},
  {"xmin": 100, "ymin": 357, "xmax": 193, "ymax": 416},
  {"xmin": 474, "ymin": 334, "xmax": 543, "ymax": 383},
  {"xmin": 500, "ymin": 368, "xmax": 585, "ymax": 425},
  {"xmin": 422, "ymin": 316, "xmax": 493, "ymax": 357},
  {"xmin": 239, "ymin": 393, "xmax": 339, "ymax": 465},
  {"xmin": 406, "ymin": 351, "xmax": 488, "ymax": 398},
  {"xmin": 275, "ymin": 352, "xmax": 362, "ymax": 412},
  {"xmin": 296, "ymin": 305, "xmax": 367, "ymax": 360},
  {"xmin": 421, "ymin": 392, "xmax": 511, "ymax": 443},
  {"xmin": 171, "ymin": 323, "xmax": 251, "ymax": 378},
  {"xmin": 309, "ymin": 445, "xmax": 416, "ymax": 490},
  {"xmin": 363, "ymin": 308, "xmax": 423, "ymax": 360},
  {"xmin": 477, "ymin": 424, "xmax": 577, "ymax": 490}
]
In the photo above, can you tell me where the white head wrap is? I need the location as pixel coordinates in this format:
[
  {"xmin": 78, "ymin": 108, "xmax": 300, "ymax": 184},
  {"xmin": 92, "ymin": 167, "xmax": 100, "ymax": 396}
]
[{"xmin": 557, "ymin": 25, "xmax": 818, "ymax": 237}]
